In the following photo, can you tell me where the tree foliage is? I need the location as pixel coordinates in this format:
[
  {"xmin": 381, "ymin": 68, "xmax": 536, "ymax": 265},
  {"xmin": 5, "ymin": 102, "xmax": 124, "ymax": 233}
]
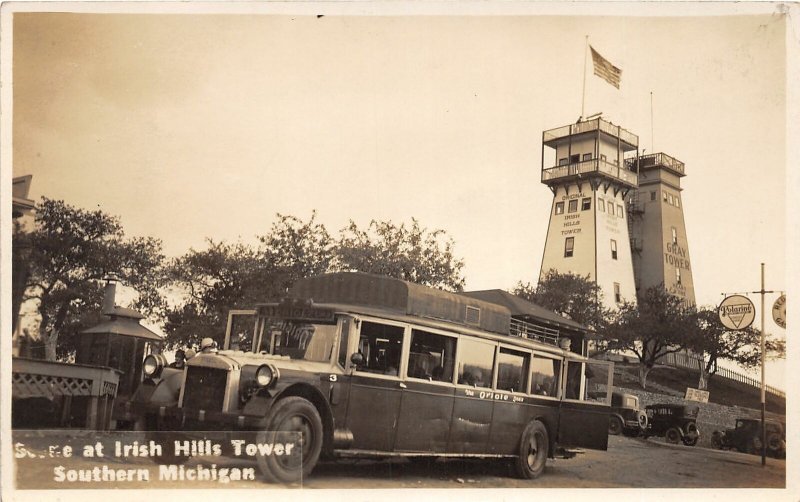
[
  {"xmin": 334, "ymin": 218, "xmax": 465, "ymax": 291},
  {"xmin": 513, "ymin": 270, "xmax": 610, "ymax": 331},
  {"xmin": 16, "ymin": 198, "xmax": 166, "ymax": 360},
  {"xmin": 688, "ymin": 307, "xmax": 786, "ymax": 389},
  {"xmin": 604, "ymin": 284, "xmax": 697, "ymax": 389},
  {"xmin": 163, "ymin": 214, "xmax": 465, "ymax": 349}
]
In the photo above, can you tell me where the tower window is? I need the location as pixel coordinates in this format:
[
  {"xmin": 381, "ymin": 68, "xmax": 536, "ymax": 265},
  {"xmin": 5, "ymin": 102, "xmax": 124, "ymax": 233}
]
[
  {"xmin": 675, "ymin": 196, "xmax": 680, "ymax": 208},
  {"xmin": 582, "ymin": 153, "xmax": 592, "ymax": 161},
  {"xmin": 568, "ymin": 200, "xmax": 578, "ymax": 213},
  {"xmin": 608, "ymin": 204, "xmax": 615, "ymax": 216},
  {"xmin": 559, "ymin": 158, "xmax": 569, "ymax": 166},
  {"xmin": 617, "ymin": 204, "xmax": 624, "ymax": 218},
  {"xmin": 663, "ymin": 192, "xmax": 668, "ymax": 202},
  {"xmin": 671, "ymin": 227, "xmax": 678, "ymax": 245},
  {"xmin": 564, "ymin": 237, "xmax": 574, "ymax": 258},
  {"xmin": 598, "ymin": 199, "xmax": 605, "ymax": 212},
  {"xmin": 650, "ymin": 191, "xmax": 656, "ymax": 201},
  {"xmin": 600, "ymin": 154, "xmax": 607, "ymax": 162},
  {"xmin": 611, "ymin": 239, "xmax": 618, "ymax": 260},
  {"xmin": 676, "ymin": 268, "xmax": 682, "ymax": 284},
  {"xmin": 614, "ymin": 283, "xmax": 621, "ymax": 303},
  {"xmin": 581, "ymin": 198, "xmax": 591, "ymax": 211},
  {"xmin": 570, "ymin": 154, "xmax": 580, "ymax": 164},
  {"xmin": 555, "ymin": 202, "xmax": 565, "ymax": 215},
  {"xmin": 668, "ymin": 194, "xmax": 674, "ymax": 205}
]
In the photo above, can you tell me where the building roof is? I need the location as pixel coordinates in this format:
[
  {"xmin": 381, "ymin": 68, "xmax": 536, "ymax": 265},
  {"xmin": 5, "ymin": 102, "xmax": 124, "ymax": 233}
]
[
  {"xmin": 12, "ymin": 175, "xmax": 35, "ymax": 218},
  {"xmin": 81, "ymin": 317, "xmax": 162, "ymax": 341},
  {"xmin": 461, "ymin": 289, "xmax": 588, "ymax": 333}
]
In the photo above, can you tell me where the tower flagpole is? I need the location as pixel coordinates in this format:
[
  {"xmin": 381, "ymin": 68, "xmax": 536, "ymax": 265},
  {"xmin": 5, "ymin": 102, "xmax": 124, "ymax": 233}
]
[
  {"xmin": 581, "ymin": 36, "xmax": 588, "ymax": 120},
  {"xmin": 650, "ymin": 91, "xmax": 655, "ymax": 152}
]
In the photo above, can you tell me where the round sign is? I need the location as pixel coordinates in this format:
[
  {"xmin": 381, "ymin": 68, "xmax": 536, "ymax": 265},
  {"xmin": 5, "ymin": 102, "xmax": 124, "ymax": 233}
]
[
  {"xmin": 772, "ymin": 294, "xmax": 786, "ymax": 329},
  {"xmin": 718, "ymin": 295, "xmax": 756, "ymax": 330}
]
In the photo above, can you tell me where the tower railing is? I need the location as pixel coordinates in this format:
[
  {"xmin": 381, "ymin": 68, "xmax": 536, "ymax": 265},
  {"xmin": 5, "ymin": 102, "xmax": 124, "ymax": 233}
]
[
  {"xmin": 542, "ymin": 118, "xmax": 639, "ymax": 148},
  {"xmin": 542, "ymin": 158, "xmax": 638, "ymax": 188},
  {"xmin": 626, "ymin": 152, "xmax": 685, "ymax": 176}
]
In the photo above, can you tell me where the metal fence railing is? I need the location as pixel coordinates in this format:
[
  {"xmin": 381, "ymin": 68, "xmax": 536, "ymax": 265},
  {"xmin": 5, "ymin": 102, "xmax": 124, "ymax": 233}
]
[{"xmin": 660, "ymin": 352, "xmax": 785, "ymax": 398}]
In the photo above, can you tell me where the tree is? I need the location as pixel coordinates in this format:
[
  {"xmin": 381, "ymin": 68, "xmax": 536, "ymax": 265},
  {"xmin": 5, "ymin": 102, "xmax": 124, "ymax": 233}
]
[
  {"xmin": 163, "ymin": 240, "xmax": 270, "ymax": 349},
  {"xmin": 689, "ymin": 307, "xmax": 787, "ymax": 390},
  {"xmin": 334, "ymin": 218, "xmax": 465, "ymax": 291},
  {"xmin": 164, "ymin": 214, "xmax": 466, "ymax": 348},
  {"xmin": 164, "ymin": 213, "xmax": 334, "ymax": 349},
  {"xmin": 16, "ymin": 198, "xmax": 166, "ymax": 360},
  {"xmin": 604, "ymin": 285, "xmax": 697, "ymax": 389},
  {"xmin": 513, "ymin": 270, "xmax": 610, "ymax": 331},
  {"xmin": 259, "ymin": 212, "xmax": 334, "ymax": 294}
]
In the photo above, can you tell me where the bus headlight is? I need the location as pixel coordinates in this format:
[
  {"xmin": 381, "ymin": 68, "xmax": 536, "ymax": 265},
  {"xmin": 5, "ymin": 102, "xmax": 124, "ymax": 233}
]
[
  {"xmin": 143, "ymin": 354, "xmax": 166, "ymax": 378},
  {"xmin": 255, "ymin": 364, "xmax": 279, "ymax": 388}
]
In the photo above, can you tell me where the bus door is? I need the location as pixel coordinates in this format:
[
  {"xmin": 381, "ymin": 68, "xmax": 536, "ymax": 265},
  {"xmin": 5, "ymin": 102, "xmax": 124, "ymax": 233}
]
[
  {"xmin": 448, "ymin": 337, "xmax": 496, "ymax": 454},
  {"xmin": 394, "ymin": 329, "xmax": 456, "ymax": 453},
  {"xmin": 557, "ymin": 359, "xmax": 614, "ymax": 451},
  {"xmin": 344, "ymin": 319, "xmax": 405, "ymax": 452}
]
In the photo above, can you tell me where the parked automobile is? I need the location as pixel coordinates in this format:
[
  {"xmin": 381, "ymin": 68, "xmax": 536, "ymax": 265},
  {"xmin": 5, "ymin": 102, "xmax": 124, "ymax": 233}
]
[
  {"xmin": 711, "ymin": 418, "xmax": 786, "ymax": 458},
  {"xmin": 643, "ymin": 403, "xmax": 700, "ymax": 446},
  {"xmin": 608, "ymin": 392, "xmax": 648, "ymax": 436}
]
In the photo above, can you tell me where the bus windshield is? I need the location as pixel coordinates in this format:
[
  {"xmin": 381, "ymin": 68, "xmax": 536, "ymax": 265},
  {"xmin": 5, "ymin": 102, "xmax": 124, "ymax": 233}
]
[{"xmin": 258, "ymin": 319, "xmax": 337, "ymax": 362}]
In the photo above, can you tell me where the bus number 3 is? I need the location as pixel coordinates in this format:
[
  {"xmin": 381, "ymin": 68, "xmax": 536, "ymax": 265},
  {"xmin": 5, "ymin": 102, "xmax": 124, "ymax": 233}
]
[{"xmin": 329, "ymin": 374, "xmax": 337, "ymax": 382}]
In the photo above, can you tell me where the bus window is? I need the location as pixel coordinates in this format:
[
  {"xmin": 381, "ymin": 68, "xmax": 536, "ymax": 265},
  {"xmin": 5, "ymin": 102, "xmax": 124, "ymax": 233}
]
[
  {"xmin": 496, "ymin": 348, "xmax": 529, "ymax": 393},
  {"xmin": 457, "ymin": 338, "xmax": 494, "ymax": 388},
  {"xmin": 358, "ymin": 321, "xmax": 404, "ymax": 376},
  {"xmin": 531, "ymin": 355, "xmax": 560, "ymax": 397},
  {"xmin": 564, "ymin": 360, "xmax": 583, "ymax": 400},
  {"xmin": 337, "ymin": 317, "xmax": 351, "ymax": 367},
  {"xmin": 584, "ymin": 361, "xmax": 612, "ymax": 404},
  {"xmin": 407, "ymin": 329, "xmax": 456, "ymax": 382}
]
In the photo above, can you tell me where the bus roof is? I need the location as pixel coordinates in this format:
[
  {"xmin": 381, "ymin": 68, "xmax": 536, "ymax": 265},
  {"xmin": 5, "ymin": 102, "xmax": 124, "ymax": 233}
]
[{"xmin": 289, "ymin": 272, "xmax": 511, "ymax": 335}]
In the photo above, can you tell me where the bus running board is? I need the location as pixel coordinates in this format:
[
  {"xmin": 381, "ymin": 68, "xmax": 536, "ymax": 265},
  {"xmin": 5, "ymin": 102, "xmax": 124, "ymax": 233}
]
[{"xmin": 554, "ymin": 447, "xmax": 585, "ymax": 459}]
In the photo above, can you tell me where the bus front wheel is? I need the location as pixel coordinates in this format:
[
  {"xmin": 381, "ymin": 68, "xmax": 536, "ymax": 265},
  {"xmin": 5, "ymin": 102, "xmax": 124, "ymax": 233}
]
[
  {"xmin": 256, "ymin": 396, "xmax": 323, "ymax": 484},
  {"xmin": 514, "ymin": 420, "xmax": 549, "ymax": 479}
]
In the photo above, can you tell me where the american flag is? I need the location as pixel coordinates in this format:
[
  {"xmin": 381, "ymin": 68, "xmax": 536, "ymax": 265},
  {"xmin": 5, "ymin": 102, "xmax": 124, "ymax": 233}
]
[{"xmin": 590, "ymin": 46, "xmax": 622, "ymax": 89}]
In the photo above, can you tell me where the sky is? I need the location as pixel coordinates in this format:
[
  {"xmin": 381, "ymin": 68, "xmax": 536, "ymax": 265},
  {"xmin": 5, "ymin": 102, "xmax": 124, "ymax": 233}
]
[{"xmin": 5, "ymin": 4, "xmax": 793, "ymax": 387}]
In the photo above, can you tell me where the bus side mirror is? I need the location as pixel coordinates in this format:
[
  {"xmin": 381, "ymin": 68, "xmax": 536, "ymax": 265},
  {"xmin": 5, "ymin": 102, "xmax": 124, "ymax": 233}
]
[{"xmin": 350, "ymin": 352, "xmax": 365, "ymax": 367}]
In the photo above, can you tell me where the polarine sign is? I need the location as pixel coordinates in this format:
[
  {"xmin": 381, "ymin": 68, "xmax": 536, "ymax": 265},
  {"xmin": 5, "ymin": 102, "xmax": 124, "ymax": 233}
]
[
  {"xmin": 772, "ymin": 294, "xmax": 786, "ymax": 329},
  {"xmin": 718, "ymin": 295, "xmax": 756, "ymax": 330}
]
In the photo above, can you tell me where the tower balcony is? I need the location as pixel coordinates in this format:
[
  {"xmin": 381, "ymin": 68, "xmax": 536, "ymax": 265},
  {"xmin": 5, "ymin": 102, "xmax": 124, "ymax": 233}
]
[
  {"xmin": 626, "ymin": 152, "xmax": 685, "ymax": 177},
  {"xmin": 542, "ymin": 157, "xmax": 638, "ymax": 189},
  {"xmin": 542, "ymin": 118, "xmax": 639, "ymax": 150}
]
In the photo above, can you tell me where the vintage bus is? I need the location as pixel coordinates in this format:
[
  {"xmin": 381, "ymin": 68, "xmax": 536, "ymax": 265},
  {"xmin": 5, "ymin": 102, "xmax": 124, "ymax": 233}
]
[{"xmin": 135, "ymin": 272, "xmax": 613, "ymax": 483}]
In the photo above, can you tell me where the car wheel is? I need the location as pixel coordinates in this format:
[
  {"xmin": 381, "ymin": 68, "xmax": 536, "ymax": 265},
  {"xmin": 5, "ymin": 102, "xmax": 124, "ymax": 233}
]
[
  {"xmin": 514, "ymin": 420, "xmax": 549, "ymax": 479},
  {"xmin": 749, "ymin": 435, "xmax": 763, "ymax": 455},
  {"xmin": 767, "ymin": 433, "xmax": 782, "ymax": 452},
  {"xmin": 257, "ymin": 396, "xmax": 324, "ymax": 484},
  {"xmin": 665, "ymin": 427, "xmax": 681, "ymax": 444},
  {"xmin": 637, "ymin": 411, "xmax": 648, "ymax": 430},
  {"xmin": 682, "ymin": 436, "xmax": 699, "ymax": 446},
  {"xmin": 608, "ymin": 417, "xmax": 623, "ymax": 436},
  {"xmin": 711, "ymin": 431, "xmax": 724, "ymax": 449}
]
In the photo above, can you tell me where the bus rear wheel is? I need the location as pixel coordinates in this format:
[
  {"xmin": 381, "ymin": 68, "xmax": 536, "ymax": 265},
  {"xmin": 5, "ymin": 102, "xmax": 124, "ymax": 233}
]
[
  {"xmin": 256, "ymin": 396, "xmax": 323, "ymax": 484},
  {"xmin": 514, "ymin": 420, "xmax": 549, "ymax": 479}
]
